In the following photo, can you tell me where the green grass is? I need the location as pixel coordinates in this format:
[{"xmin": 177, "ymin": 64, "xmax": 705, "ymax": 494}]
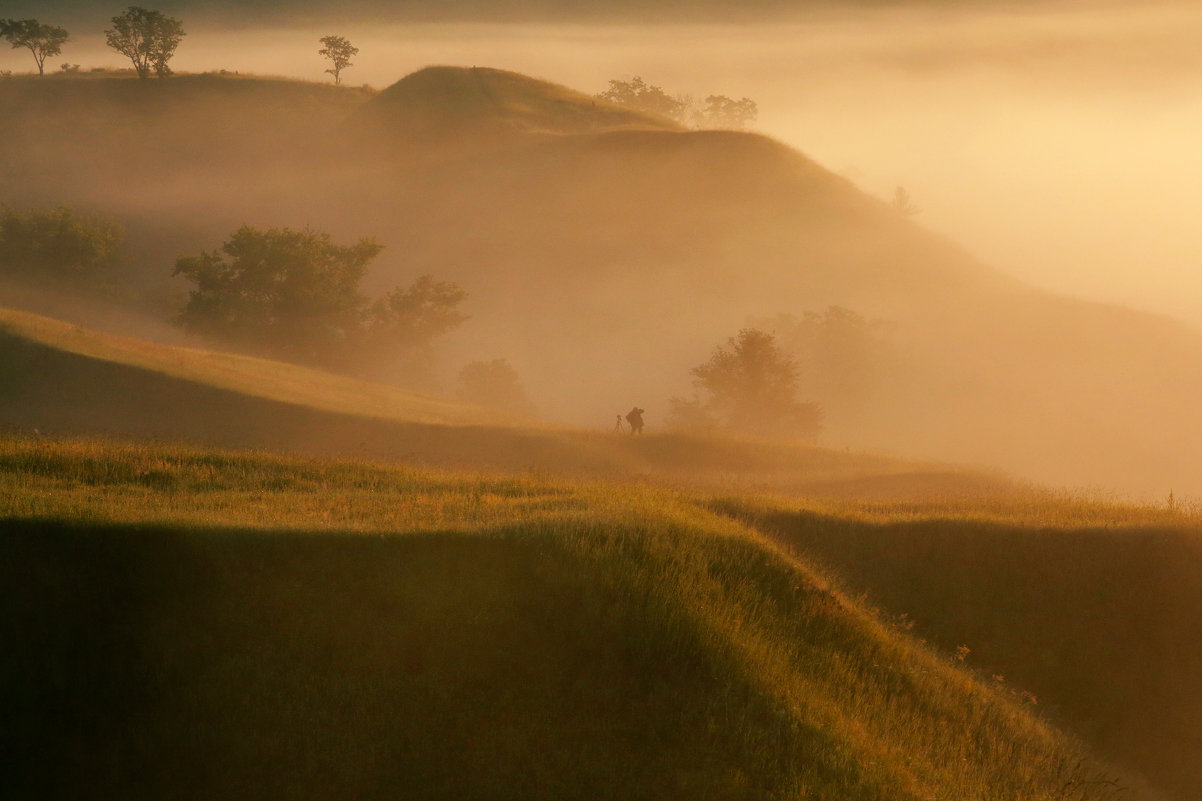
[
  {"xmin": 717, "ymin": 494, "xmax": 1202, "ymax": 801},
  {"xmin": 0, "ymin": 434, "xmax": 1157, "ymax": 801},
  {"xmin": 0, "ymin": 307, "xmax": 504, "ymax": 426}
]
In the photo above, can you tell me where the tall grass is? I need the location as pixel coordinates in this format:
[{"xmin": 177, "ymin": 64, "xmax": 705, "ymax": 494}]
[
  {"xmin": 0, "ymin": 434, "xmax": 1155, "ymax": 800},
  {"xmin": 719, "ymin": 495, "xmax": 1202, "ymax": 801}
]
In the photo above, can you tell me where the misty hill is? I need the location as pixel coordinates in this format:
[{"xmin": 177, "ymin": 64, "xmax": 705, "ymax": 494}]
[
  {"xmin": 5, "ymin": 68, "xmax": 1202, "ymax": 495},
  {"xmin": 1, "ymin": 436, "xmax": 1162, "ymax": 801},
  {"xmin": 351, "ymin": 66, "xmax": 679, "ymax": 144}
]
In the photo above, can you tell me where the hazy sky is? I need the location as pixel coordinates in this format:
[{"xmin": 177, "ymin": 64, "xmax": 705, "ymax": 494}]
[{"xmin": 4, "ymin": 1, "xmax": 1201, "ymax": 324}]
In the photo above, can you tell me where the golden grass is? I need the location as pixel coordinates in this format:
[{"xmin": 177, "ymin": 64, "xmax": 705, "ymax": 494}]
[
  {"xmin": 0, "ymin": 307, "xmax": 511, "ymax": 427},
  {"xmin": 0, "ymin": 433, "xmax": 1157, "ymax": 801}
]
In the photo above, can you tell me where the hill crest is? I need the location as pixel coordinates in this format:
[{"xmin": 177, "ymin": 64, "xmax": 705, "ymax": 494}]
[{"xmin": 353, "ymin": 65, "xmax": 681, "ymax": 142}]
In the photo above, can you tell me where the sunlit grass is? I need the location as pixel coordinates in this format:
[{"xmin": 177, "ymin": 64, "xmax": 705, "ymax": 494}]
[
  {"xmin": 0, "ymin": 307, "xmax": 513, "ymax": 426},
  {"xmin": 0, "ymin": 433, "xmax": 1154, "ymax": 800}
]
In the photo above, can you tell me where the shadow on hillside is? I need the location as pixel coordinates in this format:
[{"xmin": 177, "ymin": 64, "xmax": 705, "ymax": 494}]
[
  {"xmin": 0, "ymin": 518, "xmax": 763, "ymax": 801},
  {"xmin": 0, "ymin": 328, "xmax": 925, "ymax": 487},
  {"xmin": 719, "ymin": 502, "xmax": 1202, "ymax": 801},
  {"xmin": 0, "ymin": 328, "xmax": 556, "ymax": 467}
]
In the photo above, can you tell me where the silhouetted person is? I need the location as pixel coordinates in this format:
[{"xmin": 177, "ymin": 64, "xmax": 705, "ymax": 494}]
[{"xmin": 626, "ymin": 406, "xmax": 645, "ymax": 435}]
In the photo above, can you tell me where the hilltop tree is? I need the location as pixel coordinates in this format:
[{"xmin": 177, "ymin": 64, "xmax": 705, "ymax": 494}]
[
  {"xmin": 890, "ymin": 185, "xmax": 921, "ymax": 216},
  {"xmin": 679, "ymin": 327, "xmax": 821, "ymax": 440},
  {"xmin": 597, "ymin": 77, "xmax": 686, "ymax": 123},
  {"xmin": 105, "ymin": 6, "xmax": 185, "ymax": 79},
  {"xmin": 0, "ymin": 18, "xmax": 69, "ymax": 76},
  {"xmin": 702, "ymin": 94, "xmax": 758, "ymax": 130},
  {"xmin": 173, "ymin": 226, "xmax": 467, "ymax": 371},
  {"xmin": 318, "ymin": 35, "xmax": 357, "ymax": 85}
]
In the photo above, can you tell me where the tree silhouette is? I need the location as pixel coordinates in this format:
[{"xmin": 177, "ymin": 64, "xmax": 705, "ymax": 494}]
[
  {"xmin": 173, "ymin": 226, "xmax": 467, "ymax": 372},
  {"xmin": 456, "ymin": 359, "xmax": 534, "ymax": 415},
  {"xmin": 0, "ymin": 19, "xmax": 69, "ymax": 76},
  {"xmin": 890, "ymin": 186, "xmax": 921, "ymax": 216},
  {"xmin": 364, "ymin": 274, "xmax": 468, "ymax": 352},
  {"xmin": 684, "ymin": 327, "xmax": 821, "ymax": 440},
  {"xmin": 702, "ymin": 95, "xmax": 758, "ymax": 129},
  {"xmin": 174, "ymin": 226, "xmax": 380, "ymax": 365},
  {"xmin": 0, "ymin": 205, "xmax": 123, "ymax": 282},
  {"xmin": 318, "ymin": 35, "xmax": 358, "ymax": 85},
  {"xmin": 596, "ymin": 77, "xmax": 686, "ymax": 123},
  {"xmin": 105, "ymin": 6, "xmax": 184, "ymax": 79}
]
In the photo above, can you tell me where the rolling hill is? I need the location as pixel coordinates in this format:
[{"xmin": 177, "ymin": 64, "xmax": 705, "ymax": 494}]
[
  {"xmin": 722, "ymin": 497, "xmax": 1202, "ymax": 801},
  {"xmin": 0, "ymin": 435, "xmax": 1164, "ymax": 801},
  {"xmin": 5, "ymin": 65, "xmax": 1202, "ymax": 498}
]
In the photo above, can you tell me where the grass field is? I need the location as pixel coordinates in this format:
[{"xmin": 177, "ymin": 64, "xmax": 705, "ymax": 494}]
[
  {"xmin": 720, "ymin": 496, "xmax": 1202, "ymax": 801},
  {"xmin": 0, "ymin": 305, "xmax": 1012, "ymax": 495},
  {"xmin": 1, "ymin": 433, "xmax": 1164, "ymax": 801}
]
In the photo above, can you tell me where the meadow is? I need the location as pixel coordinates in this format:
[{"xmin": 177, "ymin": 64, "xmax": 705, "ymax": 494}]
[
  {"xmin": 0, "ymin": 432, "xmax": 1173, "ymax": 801},
  {"xmin": 4, "ymin": 64, "xmax": 1200, "ymax": 801}
]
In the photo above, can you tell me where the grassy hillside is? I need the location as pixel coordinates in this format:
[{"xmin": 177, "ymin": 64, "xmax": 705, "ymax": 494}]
[
  {"xmin": 8, "ymin": 67, "xmax": 1202, "ymax": 496},
  {"xmin": 351, "ymin": 66, "xmax": 679, "ymax": 144},
  {"xmin": 0, "ymin": 307, "xmax": 498, "ymax": 427},
  {"xmin": 718, "ymin": 496, "xmax": 1202, "ymax": 801},
  {"xmin": 1, "ymin": 305, "xmax": 993, "ymax": 492},
  {"xmin": 0, "ymin": 434, "xmax": 1152, "ymax": 801}
]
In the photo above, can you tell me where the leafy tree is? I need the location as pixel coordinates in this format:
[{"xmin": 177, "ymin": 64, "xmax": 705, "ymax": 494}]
[
  {"xmin": 173, "ymin": 226, "xmax": 379, "ymax": 365},
  {"xmin": 318, "ymin": 35, "xmax": 358, "ymax": 85},
  {"xmin": 680, "ymin": 327, "xmax": 821, "ymax": 440},
  {"xmin": 456, "ymin": 359, "xmax": 534, "ymax": 415},
  {"xmin": 105, "ymin": 6, "xmax": 185, "ymax": 79},
  {"xmin": 753, "ymin": 306, "xmax": 898, "ymax": 415},
  {"xmin": 364, "ymin": 275, "xmax": 468, "ymax": 351},
  {"xmin": 702, "ymin": 94, "xmax": 758, "ymax": 130},
  {"xmin": 0, "ymin": 204, "xmax": 123, "ymax": 283},
  {"xmin": 0, "ymin": 18, "xmax": 70, "ymax": 76},
  {"xmin": 597, "ymin": 77, "xmax": 686, "ymax": 123},
  {"xmin": 173, "ymin": 226, "xmax": 468, "ymax": 372}
]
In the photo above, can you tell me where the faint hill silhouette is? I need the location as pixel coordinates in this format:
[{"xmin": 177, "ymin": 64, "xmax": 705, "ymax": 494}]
[{"xmin": 351, "ymin": 65, "xmax": 679, "ymax": 146}]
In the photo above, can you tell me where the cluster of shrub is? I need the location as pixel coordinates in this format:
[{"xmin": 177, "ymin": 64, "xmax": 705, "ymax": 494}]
[
  {"xmin": 0, "ymin": 205, "xmax": 123, "ymax": 288},
  {"xmin": 596, "ymin": 76, "xmax": 759, "ymax": 130},
  {"xmin": 0, "ymin": 204, "xmax": 532, "ymax": 412}
]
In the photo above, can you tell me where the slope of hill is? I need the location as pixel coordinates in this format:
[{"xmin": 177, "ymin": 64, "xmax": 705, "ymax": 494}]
[
  {"xmin": 0, "ymin": 435, "xmax": 1158, "ymax": 801},
  {"xmin": 5, "ymin": 68, "xmax": 1202, "ymax": 496},
  {"xmin": 721, "ymin": 498, "xmax": 1202, "ymax": 801},
  {"xmin": 0, "ymin": 306, "xmax": 994, "ymax": 493},
  {"xmin": 351, "ymin": 66, "xmax": 678, "ymax": 145},
  {"xmin": 0, "ymin": 307, "xmax": 495, "ymax": 427}
]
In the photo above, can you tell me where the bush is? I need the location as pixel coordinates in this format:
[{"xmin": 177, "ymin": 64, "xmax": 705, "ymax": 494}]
[
  {"xmin": 0, "ymin": 205, "xmax": 124, "ymax": 284},
  {"xmin": 676, "ymin": 328, "xmax": 821, "ymax": 441},
  {"xmin": 456, "ymin": 359, "xmax": 534, "ymax": 415},
  {"xmin": 173, "ymin": 225, "xmax": 467, "ymax": 373}
]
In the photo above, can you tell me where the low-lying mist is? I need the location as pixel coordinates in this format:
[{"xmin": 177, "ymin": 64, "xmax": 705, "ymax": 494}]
[
  {"xmin": 7, "ymin": 1, "xmax": 1201, "ymax": 319},
  {"xmin": 5, "ymin": 0, "xmax": 1202, "ymax": 500}
]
